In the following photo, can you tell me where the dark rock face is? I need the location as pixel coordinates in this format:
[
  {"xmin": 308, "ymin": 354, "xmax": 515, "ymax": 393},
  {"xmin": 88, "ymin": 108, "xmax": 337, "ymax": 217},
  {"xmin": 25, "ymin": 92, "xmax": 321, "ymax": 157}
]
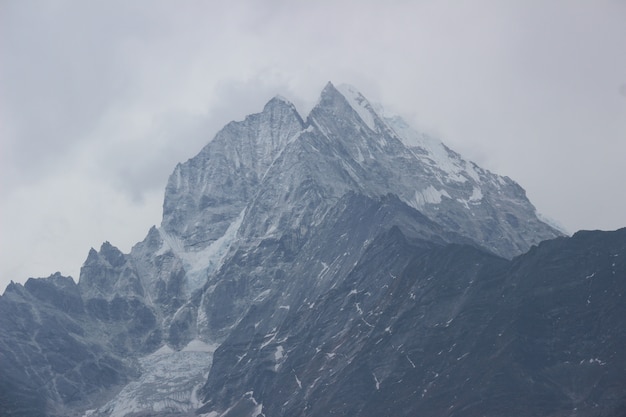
[
  {"xmin": 0, "ymin": 273, "xmax": 137, "ymax": 417},
  {"xmin": 198, "ymin": 227, "xmax": 626, "ymax": 417},
  {"xmin": 1, "ymin": 83, "xmax": 622, "ymax": 417}
]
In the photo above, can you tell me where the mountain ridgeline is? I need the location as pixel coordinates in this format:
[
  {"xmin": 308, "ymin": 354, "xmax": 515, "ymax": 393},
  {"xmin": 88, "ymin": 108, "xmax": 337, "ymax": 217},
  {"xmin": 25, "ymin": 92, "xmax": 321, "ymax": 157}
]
[{"xmin": 1, "ymin": 83, "xmax": 624, "ymax": 417}]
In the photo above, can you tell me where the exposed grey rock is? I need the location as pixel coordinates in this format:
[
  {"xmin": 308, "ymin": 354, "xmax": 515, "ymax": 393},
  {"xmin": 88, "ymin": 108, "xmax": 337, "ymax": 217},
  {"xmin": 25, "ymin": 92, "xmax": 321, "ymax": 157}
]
[
  {"xmin": 0, "ymin": 273, "xmax": 138, "ymax": 417},
  {"xmin": 198, "ymin": 227, "xmax": 626, "ymax": 417},
  {"xmin": 161, "ymin": 96, "xmax": 305, "ymax": 250}
]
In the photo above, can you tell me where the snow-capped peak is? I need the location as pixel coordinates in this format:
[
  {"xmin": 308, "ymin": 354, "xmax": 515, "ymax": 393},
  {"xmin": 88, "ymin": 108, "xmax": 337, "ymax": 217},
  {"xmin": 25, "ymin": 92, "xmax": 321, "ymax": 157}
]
[
  {"xmin": 331, "ymin": 83, "xmax": 477, "ymax": 183},
  {"xmin": 264, "ymin": 94, "xmax": 297, "ymax": 111},
  {"xmin": 380, "ymin": 112, "xmax": 478, "ymax": 183}
]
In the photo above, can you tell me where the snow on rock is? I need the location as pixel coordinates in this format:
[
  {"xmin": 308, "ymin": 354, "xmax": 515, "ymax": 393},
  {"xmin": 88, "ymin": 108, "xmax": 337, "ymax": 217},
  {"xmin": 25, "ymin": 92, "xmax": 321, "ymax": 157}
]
[
  {"xmin": 149, "ymin": 344, "xmax": 175, "ymax": 356},
  {"xmin": 380, "ymin": 111, "xmax": 471, "ymax": 183},
  {"xmin": 274, "ymin": 345, "xmax": 285, "ymax": 371},
  {"xmin": 408, "ymin": 186, "xmax": 451, "ymax": 210},
  {"xmin": 336, "ymin": 84, "xmax": 378, "ymax": 131},
  {"xmin": 469, "ymin": 186, "xmax": 483, "ymax": 202},
  {"xmin": 355, "ymin": 302, "xmax": 363, "ymax": 315},
  {"xmin": 159, "ymin": 209, "xmax": 244, "ymax": 292},
  {"xmin": 294, "ymin": 371, "xmax": 303, "ymax": 389},
  {"xmin": 274, "ymin": 345, "xmax": 284, "ymax": 361},
  {"xmin": 96, "ymin": 340, "xmax": 217, "ymax": 417},
  {"xmin": 182, "ymin": 339, "xmax": 219, "ymax": 353},
  {"xmin": 260, "ymin": 330, "xmax": 278, "ymax": 349}
]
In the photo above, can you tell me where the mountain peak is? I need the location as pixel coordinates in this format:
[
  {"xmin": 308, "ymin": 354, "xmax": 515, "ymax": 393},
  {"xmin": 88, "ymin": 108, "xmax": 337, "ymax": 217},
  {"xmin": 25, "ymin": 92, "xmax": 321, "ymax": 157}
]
[
  {"xmin": 267, "ymin": 94, "xmax": 291, "ymax": 105},
  {"xmin": 161, "ymin": 86, "xmax": 306, "ymax": 249},
  {"xmin": 99, "ymin": 241, "xmax": 126, "ymax": 268},
  {"xmin": 335, "ymin": 83, "xmax": 379, "ymax": 131},
  {"xmin": 322, "ymin": 80, "xmax": 337, "ymax": 92},
  {"xmin": 161, "ymin": 82, "xmax": 561, "ymax": 258},
  {"xmin": 316, "ymin": 80, "xmax": 343, "ymax": 106},
  {"xmin": 308, "ymin": 81, "xmax": 381, "ymax": 135},
  {"xmin": 263, "ymin": 94, "xmax": 298, "ymax": 114}
]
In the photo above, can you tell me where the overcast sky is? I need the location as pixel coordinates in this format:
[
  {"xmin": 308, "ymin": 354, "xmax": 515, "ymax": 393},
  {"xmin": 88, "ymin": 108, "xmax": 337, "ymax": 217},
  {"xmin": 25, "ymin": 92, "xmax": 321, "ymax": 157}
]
[{"xmin": 1, "ymin": 0, "xmax": 625, "ymax": 291}]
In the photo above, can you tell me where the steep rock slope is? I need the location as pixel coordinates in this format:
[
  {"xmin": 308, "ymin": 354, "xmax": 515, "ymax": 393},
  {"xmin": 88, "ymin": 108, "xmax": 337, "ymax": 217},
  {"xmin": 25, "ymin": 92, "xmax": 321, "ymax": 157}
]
[
  {"xmin": 198, "ymin": 227, "xmax": 626, "ymax": 417},
  {"xmin": 161, "ymin": 97, "xmax": 305, "ymax": 250}
]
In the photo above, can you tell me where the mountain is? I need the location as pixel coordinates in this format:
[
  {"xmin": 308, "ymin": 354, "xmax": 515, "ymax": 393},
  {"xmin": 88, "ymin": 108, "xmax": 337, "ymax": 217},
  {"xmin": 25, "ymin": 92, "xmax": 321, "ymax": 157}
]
[
  {"xmin": 161, "ymin": 82, "xmax": 560, "ymax": 262},
  {"xmin": 1, "ymin": 83, "xmax": 624, "ymax": 417}
]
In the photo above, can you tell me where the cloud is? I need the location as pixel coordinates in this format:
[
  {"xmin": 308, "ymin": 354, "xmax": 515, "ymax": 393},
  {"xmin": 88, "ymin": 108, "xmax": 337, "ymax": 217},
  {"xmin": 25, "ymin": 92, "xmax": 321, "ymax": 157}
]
[
  {"xmin": 0, "ymin": 171, "xmax": 163, "ymax": 283},
  {"xmin": 1, "ymin": 0, "xmax": 625, "ymax": 291}
]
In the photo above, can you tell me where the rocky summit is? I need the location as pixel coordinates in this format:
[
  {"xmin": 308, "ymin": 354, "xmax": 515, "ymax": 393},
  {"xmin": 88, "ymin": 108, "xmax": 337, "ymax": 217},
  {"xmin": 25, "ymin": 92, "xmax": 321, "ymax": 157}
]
[{"xmin": 1, "ymin": 83, "xmax": 624, "ymax": 417}]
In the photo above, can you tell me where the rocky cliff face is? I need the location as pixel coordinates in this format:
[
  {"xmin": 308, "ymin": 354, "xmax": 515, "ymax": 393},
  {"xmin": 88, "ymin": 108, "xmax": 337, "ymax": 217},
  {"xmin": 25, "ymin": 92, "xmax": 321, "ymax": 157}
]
[
  {"xmin": 196, "ymin": 226, "xmax": 626, "ymax": 417},
  {"xmin": 161, "ymin": 96, "xmax": 305, "ymax": 250},
  {"xmin": 2, "ymin": 83, "xmax": 623, "ymax": 417},
  {"xmin": 0, "ymin": 273, "xmax": 138, "ymax": 417}
]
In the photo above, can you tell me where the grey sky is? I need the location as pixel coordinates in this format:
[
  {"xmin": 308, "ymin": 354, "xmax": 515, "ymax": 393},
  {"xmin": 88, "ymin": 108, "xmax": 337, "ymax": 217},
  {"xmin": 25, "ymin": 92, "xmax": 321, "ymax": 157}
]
[{"xmin": 1, "ymin": 0, "xmax": 625, "ymax": 291}]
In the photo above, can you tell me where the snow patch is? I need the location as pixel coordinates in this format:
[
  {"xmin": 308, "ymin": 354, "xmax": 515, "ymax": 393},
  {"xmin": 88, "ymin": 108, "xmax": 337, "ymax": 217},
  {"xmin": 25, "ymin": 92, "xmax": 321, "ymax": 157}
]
[
  {"xmin": 98, "ymin": 340, "xmax": 217, "ymax": 417},
  {"xmin": 148, "ymin": 344, "xmax": 175, "ymax": 357},
  {"xmin": 361, "ymin": 317, "xmax": 374, "ymax": 327},
  {"xmin": 294, "ymin": 372, "xmax": 302, "ymax": 389},
  {"xmin": 381, "ymin": 113, "xmax": 471, "ymax": 183},
  {"xmin": 355, "ymin": 303, "xmax": 363, "ymax": 315},
  {"xmin": 581, "ymin": 358, "xmax": 606, "ymax": 366},
  {"xmin": 463, "ymin": 161, "xmax": 481, "ymax": 182},
  {"xmin": 182, "ymin": 339, "xmax": 218, "ymax": 353},
  {"xmin": 254, "ymin": 289, "xmax": 271, "ymax": 302},
  {"xmin": 336, "ymin": 84, "xmax": 377, "ymax": 131},
  {"xmin": 318, "ymin": 261, "xmax": 330, "ymax": 279},
  {"xmin": 373, "ymin": 373, "xmax": 380, "ymax": 390},
  {"xmin": 354, "ymin": 145, "xmax": 366, "ymax": 163},
  {"xmin": 469, "ymin": 186, "xmax": 483, "ymax": 202},
  {"xmin": 197, "ymin": 297, "xmax": 209, "ymax": 329},
  {"xmin": 159, "ymin": 209, "xmax": 245, "ymax": 292},
  {"xmin": 260, "ymin": 330, "xmax": 278, "ymax": 349},
  {"xmin": 406, "ymin": 355, "xmax": 416, "ymax": 368},
  {"xmin": 275, "ymin": 345, "xmax": 284, "ymax": 361},
  {"xmin": 274, "ymin": 345, "xmax": 285, "ymax": 371},
  {"xmin": 408, "ymin": 186, "xmax": 450, "ymax": 210}
]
